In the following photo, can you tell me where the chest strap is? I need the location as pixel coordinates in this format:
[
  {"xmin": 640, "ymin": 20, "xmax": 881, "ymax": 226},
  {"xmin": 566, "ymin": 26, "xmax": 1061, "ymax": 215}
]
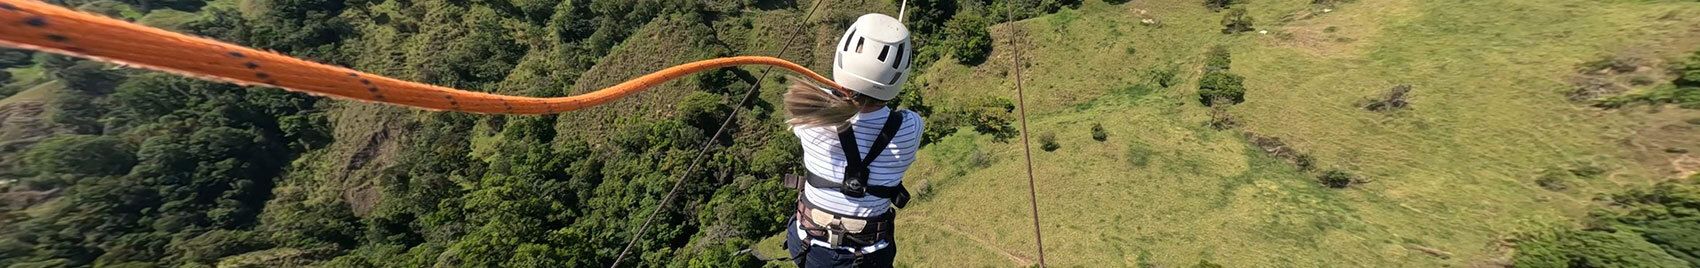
[{"xmin": 782, "ymin": 111, "xmax": 911, "ymax": 209}]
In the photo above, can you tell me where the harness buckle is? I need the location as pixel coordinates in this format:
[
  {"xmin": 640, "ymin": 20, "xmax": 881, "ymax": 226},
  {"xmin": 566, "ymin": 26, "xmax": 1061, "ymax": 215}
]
[{"xmin": 840, "ymin": 173, "xmax": 868, "ymax": 198}]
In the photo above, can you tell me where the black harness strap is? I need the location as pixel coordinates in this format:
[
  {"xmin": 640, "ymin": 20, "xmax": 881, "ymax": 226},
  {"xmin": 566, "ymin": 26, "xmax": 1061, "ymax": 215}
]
[
  {"xmin": 838, "ymin": 111, "xmax": 904, "ymax": 195},
  {"xmin": 785, "ymin": 111, "xmax": 912, "ymax": 209}
]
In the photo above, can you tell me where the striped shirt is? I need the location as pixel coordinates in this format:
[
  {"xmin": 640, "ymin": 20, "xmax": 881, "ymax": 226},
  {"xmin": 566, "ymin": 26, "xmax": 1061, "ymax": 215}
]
[{"xmin": 795, "ymin": 107, "xmax": 924, "ymax": 218}]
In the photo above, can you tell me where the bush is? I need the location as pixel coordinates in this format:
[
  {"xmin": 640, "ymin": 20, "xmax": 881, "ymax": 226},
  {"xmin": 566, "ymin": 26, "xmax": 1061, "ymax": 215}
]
[
  {"xmin": 943, "ymin": 12, "xmax": 994, "ymax": 65},
  {"xmin": 1147, "ymin": 67, "xmax": 1179, "ymax": 88},
  {"xmin": 1221, "ymin": 7, "xmax": 1255, "ymax": 34},
  {"xmin": 1198, "ymin": 72, "xmax": 1247, "ymax": 106},
  {"xmin": 1204, "ymin": 0, "xmax": 1241, "ymax": 12},
  {"xmin": 1515, "ymin": 230, "xmax": 1690, "ymax": 267},
  {"xmin": 1039, "ymin": 132, "xmax": 1059, "ymax": 152},
  {"xmin": 1319, "ymin": 169, "xmax": 1356, "ymax": 188},
  {"xmin": 1091, "ymin": 123, "xmax": 1108, "ymax": 141},
  {"xmin": 0, "ymin": 48, "xmax": 29, "ymax": 69},
  {"xmin": 1205, "ymin": 46, "xmax": 1232, "ymax": 73}
]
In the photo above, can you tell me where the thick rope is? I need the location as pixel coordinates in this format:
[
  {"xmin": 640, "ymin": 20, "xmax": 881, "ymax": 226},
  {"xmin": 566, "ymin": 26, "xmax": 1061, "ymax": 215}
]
[
  {"xmin": 607, "ymin": 1, "xmax": 832, "ymax": 266},
  {"xmin": 1008, "ymin": 6, "xmax": 1048, "ymax": 267},
  {"xmin": 0, "ymin": 0, "xmax": 844, "ymax": 114}
]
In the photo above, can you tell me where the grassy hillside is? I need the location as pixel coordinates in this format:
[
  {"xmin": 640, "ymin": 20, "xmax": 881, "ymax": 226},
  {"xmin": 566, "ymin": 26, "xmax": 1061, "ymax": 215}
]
[
  {"xmin": 878, "ymin": 0, "xmax": 1700, "ymax": 266},
  {"xmin": 5, "ymin": 0, "xmax": 1699, "ymax": 267}
]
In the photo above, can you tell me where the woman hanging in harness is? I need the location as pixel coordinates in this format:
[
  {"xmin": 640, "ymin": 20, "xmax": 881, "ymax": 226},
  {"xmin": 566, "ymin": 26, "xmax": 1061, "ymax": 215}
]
[{"xmin": 779, "ymin": 13, "xmax": 921, "ymax": 268}]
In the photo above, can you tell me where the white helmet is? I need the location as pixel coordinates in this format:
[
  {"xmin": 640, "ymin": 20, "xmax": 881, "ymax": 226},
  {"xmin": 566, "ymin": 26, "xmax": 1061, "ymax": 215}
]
[{"xmin": 833, "ymin": 13, "xmax": 913, "ymax": 101}]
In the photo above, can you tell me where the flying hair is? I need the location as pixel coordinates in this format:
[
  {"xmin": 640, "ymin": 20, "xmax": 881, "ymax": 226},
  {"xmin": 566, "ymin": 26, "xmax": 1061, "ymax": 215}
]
[{"xmin": 783, "ymin": 76, "xmax": 860, "ymax": 128}]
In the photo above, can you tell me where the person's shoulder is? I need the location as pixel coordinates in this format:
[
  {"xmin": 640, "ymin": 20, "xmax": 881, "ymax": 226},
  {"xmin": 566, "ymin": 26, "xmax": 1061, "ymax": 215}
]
[{"xmin": 894, "ymin": 109, "xmax": 924, "ymax": 130}]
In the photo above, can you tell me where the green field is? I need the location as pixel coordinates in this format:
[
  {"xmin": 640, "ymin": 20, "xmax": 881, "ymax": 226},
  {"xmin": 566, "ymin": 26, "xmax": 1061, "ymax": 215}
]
[{"xmin": 868, "ymin": 0, "xmax": 1700, "ymax": 266}]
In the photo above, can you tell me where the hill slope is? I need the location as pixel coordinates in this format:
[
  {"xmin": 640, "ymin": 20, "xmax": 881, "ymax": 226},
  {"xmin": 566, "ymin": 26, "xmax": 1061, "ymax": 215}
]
[{"xmin": 882, "ymin": 0, "xmax": 1700, "ymax": 266}]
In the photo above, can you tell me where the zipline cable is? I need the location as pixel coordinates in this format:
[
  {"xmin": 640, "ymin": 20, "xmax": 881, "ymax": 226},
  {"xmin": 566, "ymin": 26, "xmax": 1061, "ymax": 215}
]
[
  {"xmin": 608, "ymin": 1, "xmax": 832, "ymax": 266},
  {"xmin": 1008, "ymin": 6, "xmax": 1048, "ymax": 267},
  {"xmin": 0, "ymin": 0, "xmax": 847, "ymax": 114}
]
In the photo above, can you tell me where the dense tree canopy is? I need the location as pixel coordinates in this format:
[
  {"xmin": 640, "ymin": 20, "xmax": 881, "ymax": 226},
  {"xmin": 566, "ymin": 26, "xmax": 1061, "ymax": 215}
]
[{"xmin": 0, "ymin": 0, "xmax": 1079, "ymax": 266}]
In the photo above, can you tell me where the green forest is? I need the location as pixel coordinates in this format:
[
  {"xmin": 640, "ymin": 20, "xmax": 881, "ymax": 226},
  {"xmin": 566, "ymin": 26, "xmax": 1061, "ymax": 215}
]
[{"xmin": 3, "ymin": 0, "xmax": 1700, "ymax": 267}]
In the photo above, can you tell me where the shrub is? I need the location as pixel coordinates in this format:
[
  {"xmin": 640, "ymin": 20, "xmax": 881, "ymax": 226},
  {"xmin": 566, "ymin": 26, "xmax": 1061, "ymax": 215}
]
[
  {"xmin": 1323, "ymin": 26, "xmax": 1339, "ymax": 33},
  {"xmin": 1221, "ymin": 7, "xmax": 1255, "ymax": 34},
  {"xmin": 1091, "ymin": 123, "xmax": 1108, "ymax": 141},
  {"xmin": 1198, "ymin": 72, "xmax": 1247, "ymax": 106},
  {"xmin": 0, "ymin": 48, "xmax": 29, "ymax": 69},
  {"xmin": 1039, "ymin": 132, "xmax": 1060, "ymax": 152},
  {"xmin": 1204, "ymin": 0, "xmax": 1241, "ymax": 12},
  {"xmin": 1319, "ymin": 169, "xmax": 1356, "ymax": 188},
  {"xmin": 942, "ymin": 12, "xmax": 993, "ymax": 65},
  {"xmin": 1205, "ymin": 46, "xmax": 1232, "ymax": 73},
  {"xmin": 1147, "ymin": 67, "xmax": 1180, "ymax": 88}
]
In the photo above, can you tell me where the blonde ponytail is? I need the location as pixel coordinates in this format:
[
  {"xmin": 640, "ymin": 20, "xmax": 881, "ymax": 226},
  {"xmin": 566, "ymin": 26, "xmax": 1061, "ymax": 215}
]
[{"xmin": 783, "ymin": 76, "xmax": 859, "ymax": 128}]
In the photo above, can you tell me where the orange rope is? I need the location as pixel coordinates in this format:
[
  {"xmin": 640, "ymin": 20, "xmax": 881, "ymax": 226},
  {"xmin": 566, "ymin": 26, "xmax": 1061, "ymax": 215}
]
[{"xmin": 0, "ymin": 0, "xmax": 843, "ymax": 114}]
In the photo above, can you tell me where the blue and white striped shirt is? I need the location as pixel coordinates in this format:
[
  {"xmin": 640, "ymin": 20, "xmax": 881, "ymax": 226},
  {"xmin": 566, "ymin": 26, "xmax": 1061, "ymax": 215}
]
[{"xmin": 795, "ymin": 107, "xmax": 924, "ymax": 217}]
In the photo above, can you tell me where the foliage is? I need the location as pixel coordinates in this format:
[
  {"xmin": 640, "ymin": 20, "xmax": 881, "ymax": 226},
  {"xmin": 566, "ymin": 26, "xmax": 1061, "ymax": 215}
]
[
  {"xmin": 1221, "ymin": 7, "xmax": 1255, "ymax": 34},
  {"xmin": 1319, "ymin": 170, "xmax": 1356, "ymax": 188},
  {"xmin": 1597, "ymin": 49, "xmax": 1700, "ymax": 109},
  {"xmin": 1198, "ymin": 46, "xmax": 1246, "ymax": 106},
  {"xmin": 1515, "ymin": 179, "xmax": 1700, "ymax": 267},
  {"xmin": 942, "ymin": 10, "xmax": 993, "ymax": 65},
  {"xmin": 934, "ymin": 96, "xmax": 1019, "ymax": 142},
  {"xmin": 1147, "ymin": 67, "xmax": 1180, "ymax": 88},
  {"xmin": 1039, "ymin": 132, "xmax": 1059, "ymax": 152},
  {"xmin": 0, "ymin": 48, "xmax": 30, "ymax": 69},
  {"xmin": 0, "ymin": 0, "xmax": 1071, "ymax": 267},
  {"xmin": 1198, "ymin": 72, "xmax": 1247, "ymax": 106},
  {"xmin": 1204, "ymin": 0, "xmax": 1242, "ymax": 12},
  {"xmin": 1091, "ymin": 123, "xmax": 1107, "ymax": 141},
  {"xmin": 22, "ymin": 135, "xmax": 135, "ymax": 177}
]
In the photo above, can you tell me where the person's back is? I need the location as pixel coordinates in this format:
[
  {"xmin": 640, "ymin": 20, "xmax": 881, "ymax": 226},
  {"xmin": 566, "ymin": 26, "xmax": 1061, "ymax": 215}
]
[
  {"xmin": 793, "ymin": 107, "xmax": 922, "ymax": 217},
  {"xmin": 779, "ymin": 13, "xmax": 920, "ymax": 268}
]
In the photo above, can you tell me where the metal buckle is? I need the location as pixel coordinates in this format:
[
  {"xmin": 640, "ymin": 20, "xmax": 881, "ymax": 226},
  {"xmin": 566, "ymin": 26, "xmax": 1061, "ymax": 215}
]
[{"xmin": 826, "ymin": 229, "xmax": 843, "ymax": 246}]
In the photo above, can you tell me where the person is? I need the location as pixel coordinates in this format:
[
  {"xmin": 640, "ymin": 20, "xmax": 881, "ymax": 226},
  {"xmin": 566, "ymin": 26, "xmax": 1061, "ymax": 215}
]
[{"xmin": 779, "ymin": 13, "xmax": 921, "ymax": 268}]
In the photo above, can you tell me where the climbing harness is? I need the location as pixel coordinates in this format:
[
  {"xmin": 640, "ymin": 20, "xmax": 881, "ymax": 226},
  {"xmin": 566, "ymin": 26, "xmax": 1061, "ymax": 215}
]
[
  {"xmin": 782, "ymin": 112, "xmax": 910, "ymax": 207},
  {"xmin": 0, "ymin": 0, "xmax": 846, "ymax": 114},
  {"xmin": 781, "ymin": 111, "xmax": 908, "ymax": 260}
]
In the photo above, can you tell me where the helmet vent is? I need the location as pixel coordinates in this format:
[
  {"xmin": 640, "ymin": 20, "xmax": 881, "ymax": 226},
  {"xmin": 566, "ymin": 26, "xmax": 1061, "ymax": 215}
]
[
  {"xmin": 856, "ymin": 37, "xmax": 866, "ymax": 53},
  {"xmin": 888, "ymin": 71, "xmax": 903, "ymax": 85},
  {"xmin": 877, "ymin": 45, "xmax": 890, "ymax": 62},
  {"xmin": 842, "ymin": 29, "xmax": 856, "ymax": 51},
  {"xmin": 891, "ymin": 44, "xmax": 906, "ymax": 69}
]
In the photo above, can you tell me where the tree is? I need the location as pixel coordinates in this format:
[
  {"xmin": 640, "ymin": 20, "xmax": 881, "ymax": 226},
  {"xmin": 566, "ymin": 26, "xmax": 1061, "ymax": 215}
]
[
  {"xmin": 0, "ymin": 48, "xmax": 30, "ymax": 69},
  {"xmin": 942, "ymin": 11, "xmax": 993, "ymax": 65},
  {"xmin": 1221, "ymin": 7, "xmax": 1255, "ymax": 34},
  {"xmin": 23, "ymin": 135, "xmax": 135, "ymax": 177},
  {"xmin": 50, "ymin": 61, "xmax": 125, "ymax": 94},
  {"xmin": 1198, "ymin": 72, "xmax": 1246, "ymax": 106}
]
